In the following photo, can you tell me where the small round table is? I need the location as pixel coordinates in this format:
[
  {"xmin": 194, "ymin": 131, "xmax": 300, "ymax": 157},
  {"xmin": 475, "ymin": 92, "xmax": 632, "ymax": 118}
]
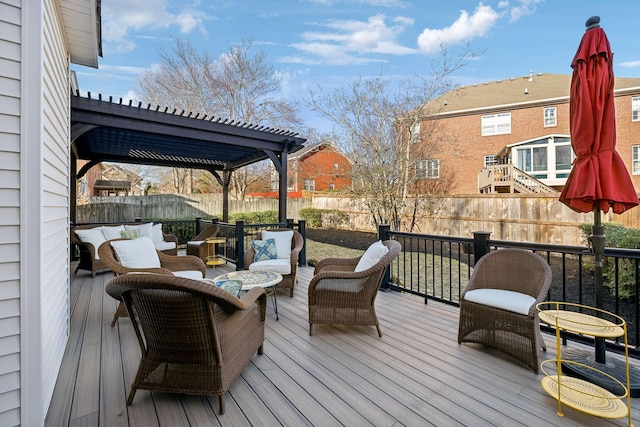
[{"xmin": 213, "ymin": 270, "xmax": 283, "ymax": 320}]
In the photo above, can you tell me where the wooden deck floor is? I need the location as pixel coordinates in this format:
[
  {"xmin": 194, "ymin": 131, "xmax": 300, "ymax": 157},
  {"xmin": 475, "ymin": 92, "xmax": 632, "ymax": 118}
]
[{"xmin": 46, "ymin": 263, "xmax": 640, "ymax": 426}]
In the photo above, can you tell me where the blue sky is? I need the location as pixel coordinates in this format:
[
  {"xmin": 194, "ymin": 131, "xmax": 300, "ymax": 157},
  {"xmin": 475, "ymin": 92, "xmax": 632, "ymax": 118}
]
[{"xmin": 72, "ymin": 0, "xmax": 640, "ymax": 133}]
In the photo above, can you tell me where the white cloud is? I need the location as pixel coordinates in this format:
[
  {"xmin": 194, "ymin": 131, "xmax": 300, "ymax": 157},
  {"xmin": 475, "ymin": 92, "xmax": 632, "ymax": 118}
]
[
  {"xmin": 289, "ymin": 14, "xmax": 416, "ymax": 65},
  {"xmin": 306, "ymin": 0, "xmax": 410, "ymax": 7},
  {"xmin": 619, "ymin": 60, "xmax": 640, "ymax": 68},
  {"xmin": 101, "ymin": 0, "xmax": 206, "ymax": 54},
  {"xmin": 506, "ymin": 0, "xmax": 545, "ymax": 22},
  {"xmin": 417, "ymin": 4, "xmax": 500, "ymax": 54}
]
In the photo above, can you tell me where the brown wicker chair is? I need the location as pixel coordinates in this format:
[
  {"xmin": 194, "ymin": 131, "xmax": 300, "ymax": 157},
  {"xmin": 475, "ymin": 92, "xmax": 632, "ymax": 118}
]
[
  {"xmin": 308, "ymin": 240, "xmax": 401, "ymax": 337},
  {"xmin": 457, "ymin": 248, "xmax": 552, "ymax": 373},
  {"xmin": 105, "ymin": 273, "xmax": 267, "ymax": 414},
  {"xmin": 186, "ymin": 224, "xmax": 221, "ymax": 262},
  {"xmin": 244, "ymin": 228, "xmax": 304, "ymax": 297},
  {"xmin": 98, "ymin": 238, "xmax": 206, "ymax": 326}
]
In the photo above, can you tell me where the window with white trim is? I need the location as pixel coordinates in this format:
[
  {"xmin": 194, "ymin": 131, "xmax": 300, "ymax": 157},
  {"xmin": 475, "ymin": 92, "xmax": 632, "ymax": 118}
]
[
  {"xmin": 484, "ymin": 155, "xmax": 497, "ymax": 166},
  {"xmin": 303, "ymin": 179, "xmax": 315, "ymax": 191},
  {"xmin": 544, "ymin": 107, "xmax": 557, "ymax": 127},
  {"xmin": 633, "ymin": 145, "xmax": 640, "ymax": 174},
  {"xmin": 633, "ymin": 97, "xmax": 640, "ymax": 122},
  {"xmin": 410, "ymin": 122, "xmax": 421, "ymax": 143},
  {"xmin": 415, "ymin": 159, "xmax": 440, "ymax": 179},
  {"xmin": 481, "ymin": 113, "xmax": 511, "ymax": 136}
]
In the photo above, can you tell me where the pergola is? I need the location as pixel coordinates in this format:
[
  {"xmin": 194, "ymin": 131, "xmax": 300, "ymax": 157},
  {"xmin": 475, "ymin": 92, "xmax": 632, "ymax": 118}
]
[{"xmin": 70, "ymin": 93, "xmax": 306, "ymax": 223}]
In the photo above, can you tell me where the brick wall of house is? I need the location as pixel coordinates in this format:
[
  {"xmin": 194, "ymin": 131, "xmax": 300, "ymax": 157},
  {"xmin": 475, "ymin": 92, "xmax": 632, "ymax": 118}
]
[{"xmin": 292, "ymin": 146, "xmax": 352, "ymax": 191}]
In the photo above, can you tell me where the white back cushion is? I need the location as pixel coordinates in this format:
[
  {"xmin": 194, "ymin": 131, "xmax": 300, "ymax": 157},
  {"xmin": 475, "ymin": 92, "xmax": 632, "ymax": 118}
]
[
  {"xmin": 101, "ymin": 225, "xmax": 125, "ymax": 240},
  {"xmin": 262, "ymin": 230, "xmax": 293, "ymax": 259},
  {"xmin": 110, "ymin": 236, "xmax": 161, "ymax": 268},
  {"xmin": 151, "ymin": 223, "xmax": 165, "ymax": 243},
  {"xmin": 75, "ymin": 228, "xmax": 107, "ymax": 259},
  {"xmin": 125, "ymin": 223, "xmax": 153, "ymax": 240},
  {"xmin": 354, "ymin": 240, "xmax": 388, "ymax": 272}
]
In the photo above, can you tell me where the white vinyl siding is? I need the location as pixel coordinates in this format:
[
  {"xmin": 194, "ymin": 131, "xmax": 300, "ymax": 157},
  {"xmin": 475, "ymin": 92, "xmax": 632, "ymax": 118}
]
[
  {"xmin": 40, "ymin": 0, "xmax": 71, "ymax": 413},
  {"xmin": 481, "ymin": 113, "xmax": 511, "ymax": 136},
  {"xmin": 0, "ymin": 1, "xmax": 23, "ymax": 425}
]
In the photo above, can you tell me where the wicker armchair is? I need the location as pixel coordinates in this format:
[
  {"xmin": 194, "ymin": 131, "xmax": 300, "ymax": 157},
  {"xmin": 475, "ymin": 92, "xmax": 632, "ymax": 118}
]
[
  {"xmin": 105, "ymin": 273, "xmax": 267, "ymax": 414},
  {"xmin": 457, "ymin": 248, "xmax": 552, "ymax": 373},
  {"xmin": 308, "ymin": 240, "xmax": 401, "ymax": 337},
  {"xmin": 98, "ymin": 238, "xmax": 206, "ymax": 326},
  {"xmin": 244, "ymin": 228, "xmax": 304, "ymax": 297},
  {"xmin": 186, "ymin": 224, "xmax": 221, "ymax": 262}
]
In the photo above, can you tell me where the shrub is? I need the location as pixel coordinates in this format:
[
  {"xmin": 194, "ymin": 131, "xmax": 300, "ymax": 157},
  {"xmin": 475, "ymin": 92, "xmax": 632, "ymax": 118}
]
[
  {"xmin": 300, "ymin": 208, "xmax": 323, "ymax": 227},
  {"xmin": 579, "ymin": 222, "xmax": 640, "ymax": 299},
  {"xmin": 230, "ymin": 210, "xmax": 278, "ymax": 224}
]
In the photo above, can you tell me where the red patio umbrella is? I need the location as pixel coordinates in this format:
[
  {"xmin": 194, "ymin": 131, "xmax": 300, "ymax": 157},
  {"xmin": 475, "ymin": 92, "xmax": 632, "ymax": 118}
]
[{"xmin": 559, "ymin": 16, "xmax": 639, "ymax": 395}]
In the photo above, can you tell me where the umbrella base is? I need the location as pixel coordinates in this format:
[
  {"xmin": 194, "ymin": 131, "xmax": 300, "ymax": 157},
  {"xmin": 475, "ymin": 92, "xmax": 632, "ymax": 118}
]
[{"xmin": 561, "ymin": 348, "xmax": 640, "ymax": 398}]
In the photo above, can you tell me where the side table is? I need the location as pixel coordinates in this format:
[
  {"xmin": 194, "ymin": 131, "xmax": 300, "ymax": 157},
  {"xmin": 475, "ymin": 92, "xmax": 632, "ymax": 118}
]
[
  {"xmin": 206, "ymin": 237, "xmax": 226, "ymax": 268},
  {"xmin": 214, "ymin": 270, "xmax": 283, "ymax": 320}
]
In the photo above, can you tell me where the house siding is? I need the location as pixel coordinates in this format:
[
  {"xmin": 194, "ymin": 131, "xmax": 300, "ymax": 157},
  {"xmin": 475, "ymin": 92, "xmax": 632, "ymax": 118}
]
[
  {"xmin": 41, "ymin": 0, "xmax": 71, "ymax": 413},
  {"xmin": 0, "ymin": 0, "xmax": 23, "ymax": 425}
]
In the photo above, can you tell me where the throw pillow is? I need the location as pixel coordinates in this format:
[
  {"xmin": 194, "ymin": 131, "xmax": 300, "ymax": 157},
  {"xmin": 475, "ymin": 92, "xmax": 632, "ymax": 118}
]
[
  {"xmin": 101, "ymin": 225, "xmax": 125, "ymax": 240},
  {"xmin": 124, "ymin": 223, "xmax": 153, "ymax": 240},
  {"xmin": 75, "ymin": 228, "xmax": 107, "ymax": 259},
  {"xmin": 215, "ymin": 279, "xmax": 243, "ymax": 297},
  {"xmin": 151, "ymin": 223, "xmax": 165, "ymax": 243},
  {"xmin": 252, "ymin": 238, "xmax": 278, "ymax": 262},
  {"xmin": 354, "ymin": 240, "xmax": 389, "ymax": 272},
  {"xmin": 120, "ymin": 229, "xmax": 140, "ymax": 239},
  {"xmin": 110, "ymin": 236, "xmax": 161, "ymax": 268},
  {"xmin": 262, "ymin": 230, "xmax": 293, "ymax": 259}
]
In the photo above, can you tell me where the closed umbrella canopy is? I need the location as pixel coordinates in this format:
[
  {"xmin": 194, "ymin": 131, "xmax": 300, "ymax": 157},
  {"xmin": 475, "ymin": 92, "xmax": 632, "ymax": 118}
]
[{"xmin": 559, "ymin": 17, "xmax": 638, "ymax": 214}]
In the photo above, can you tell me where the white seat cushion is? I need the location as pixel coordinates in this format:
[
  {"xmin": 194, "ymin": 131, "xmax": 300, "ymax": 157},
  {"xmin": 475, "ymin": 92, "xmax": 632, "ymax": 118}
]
[
  {"xmin": 464, "ymin": 289, "xmax": 536, "ymax": 315},
  {"xmin": 110, "ymin": 237, "xmax": 161, "ymax": 269},
  {"xmin": 262, "ymin": 230, "xmax": 293, "ymax": 259},
  {"xmin": 249, "ymin": 258, "xmax": 291, "ymax": 275},
  {"xmin": 173, "ymin": 270, "xmax": 204, "ymax": 280},
  {"xmin": 355, "ymin": 240, "xmax": 388, "ymax": 272},
  {"xmin": 187, "ymin": 240, "xmax": 205, "ymax": 247},
  {"xmin": 154, "ymin": 241, "xmax": 177, "ymax": 252},
  {"xmin": 75, "ymin": 228, "xmax": 107, "ymax": 259}
]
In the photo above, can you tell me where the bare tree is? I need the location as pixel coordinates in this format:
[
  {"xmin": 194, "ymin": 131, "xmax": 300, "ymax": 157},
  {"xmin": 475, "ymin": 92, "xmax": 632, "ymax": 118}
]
[
  {"xmin": 136, "ymin": 38, "xmax": 303, "ymax": 197},
  {"xmin": 307, "ymin": 48, "xmax": 472, "ymax": 231}
]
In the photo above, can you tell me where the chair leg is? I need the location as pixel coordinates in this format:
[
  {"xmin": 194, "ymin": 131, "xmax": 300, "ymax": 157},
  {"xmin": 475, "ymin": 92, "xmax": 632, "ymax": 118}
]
[
  {"xmin": 309, "ymin": 323, "xmax": 313, "ymax": 336},
  {"xmin": 376, "ymin": 324, "xmax": 382, "ymax": 337},
  {"xmin": 258, "ymin": 343, "xmax": 264, "ymax": 355},
  {"xmin": 126, "ymin": 388, "xmax": 137, "ymax": 405},
  {"xmin": 289, "ymin": 288, "xmax": 294, "ymax": 297},
  {"xmin": 219, "ymin": 394, "xmax": 225, "ymax": 414}
]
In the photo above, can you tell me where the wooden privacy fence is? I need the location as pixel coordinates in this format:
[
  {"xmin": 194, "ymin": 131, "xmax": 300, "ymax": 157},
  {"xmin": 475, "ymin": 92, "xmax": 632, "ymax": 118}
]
[{"xmin": 77, "ymin": 193, "xmax": 640, "ymax": 246}]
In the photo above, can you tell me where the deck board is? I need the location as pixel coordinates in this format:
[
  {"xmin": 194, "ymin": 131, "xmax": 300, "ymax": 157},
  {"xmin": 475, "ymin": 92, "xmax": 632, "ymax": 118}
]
[{"xmin": 46, "ymin": 263, "xmax": 640, "ymax": 427}]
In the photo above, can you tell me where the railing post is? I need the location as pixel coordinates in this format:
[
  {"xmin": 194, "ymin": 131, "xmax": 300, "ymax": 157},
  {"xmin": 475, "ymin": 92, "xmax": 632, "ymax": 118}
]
[
  {"xmin": 378, "ymin": 224, "xmax": 391, "ymax": 291},
  {"xmin": 235, "ymin": 220, "xmax": 245, "ymax": 271},
  {"xmin": 298, "ymin": 219, "xmax": 307, "ymax": 267},
  {"xmin": 195, "ymin": 217, "xmax": 202, "ymax": 236},
  {"xmin": 286, "ymin": 218, "xmax": 294, "ymax": 228},
  {"xmin": 473, "ymin": 231, "xmax": 491, "ymax": 264}
]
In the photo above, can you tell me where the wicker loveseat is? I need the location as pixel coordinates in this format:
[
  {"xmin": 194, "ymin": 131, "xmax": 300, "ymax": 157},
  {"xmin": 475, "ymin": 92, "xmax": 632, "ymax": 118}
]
[
  {"xmin": 71, "ymin": 222, "xmax": 178, "ymax": 277},
  {"xmin": 105, "ymin": 273, "xmax": 267, "ymax": 413}
]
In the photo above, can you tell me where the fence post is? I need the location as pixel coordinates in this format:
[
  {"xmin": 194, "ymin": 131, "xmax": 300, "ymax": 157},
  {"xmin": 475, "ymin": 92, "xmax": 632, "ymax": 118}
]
[
  {"xmin": 378, "ymin": 224, "xmax": 391, "ymax": 291},
  {"xmin": 473, "ymin": 231, "xmax": 491, "ymax": 264},
  {"xmin": 298, "ymin": 220, "xmax": 307, "ymax": 267},
  {"xmin": 235, "ymin": 220, "xmax": 245, "ymax": 271}
]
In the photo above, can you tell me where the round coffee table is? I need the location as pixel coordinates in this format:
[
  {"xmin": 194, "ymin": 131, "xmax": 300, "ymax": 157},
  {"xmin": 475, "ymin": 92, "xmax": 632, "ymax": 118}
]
[{"xmin": 213, "ymin": 270, "xmax": 283, "ymax": 320}]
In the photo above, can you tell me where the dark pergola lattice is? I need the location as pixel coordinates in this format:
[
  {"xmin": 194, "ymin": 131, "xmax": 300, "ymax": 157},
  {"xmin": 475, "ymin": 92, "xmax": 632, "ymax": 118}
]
[{"xmin": 70, "ymin": 93, "xmax": 306, "ymax": 222}]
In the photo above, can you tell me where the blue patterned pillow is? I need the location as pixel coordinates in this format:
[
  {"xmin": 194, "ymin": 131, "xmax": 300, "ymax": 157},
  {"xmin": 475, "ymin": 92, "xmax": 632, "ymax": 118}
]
[{"xmin": 252, "ymin": 238, "xmax": 277, "ymax": 262}]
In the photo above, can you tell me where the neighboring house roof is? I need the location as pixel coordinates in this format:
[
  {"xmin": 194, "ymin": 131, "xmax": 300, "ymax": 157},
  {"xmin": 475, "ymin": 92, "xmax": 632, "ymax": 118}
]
[
  {"xmin": 289, "ymin": 140, "xmax": 347, "ymax": 161},
  {"xmin": 59, "ymin": 0, "xmax": 102, "ymax": 67},
  {"xmin": 426, "ymin": 73, "xmax": 640, "ymax": 116}
]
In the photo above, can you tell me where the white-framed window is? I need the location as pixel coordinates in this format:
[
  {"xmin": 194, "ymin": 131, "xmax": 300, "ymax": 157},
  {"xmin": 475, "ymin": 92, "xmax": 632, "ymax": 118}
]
[
  {"xmin": 484, "ymin": 155, "xmax": 497, "ymax": 166},
  {"xmin": 334, "ymin": 163, "xmax": 339, "ymax": 169},
  {"xmin": 329, "ymin": 183, "xmax": 335, "ymax": 190},
  {"xmin": 633, "ymin": 97, "xmax": 640, "ymax": 122},
  {"xmin": 410, "ymin": 122, "xmax": 421, "ymax": 143},
  {"xmin": 633, "ymin": 145, "xmax": 640, "ymax": 174},
  {"xmin": 303, "ymin": 179, "xmax": 315, "ymax": 191},
  {"xmin": 415, "ymin": 159, "xmax": 440, "ymax": 179},
  {"xmin": 517, "ymin": 145, "xmax": 548, "ymax": 173},
  {"xmin": 481, "ymin": 113, "xmax": 511, "ymax": 136},
  {"xmin": 544, "ymin": 107, "xmax": 557, "ymax": 127}
]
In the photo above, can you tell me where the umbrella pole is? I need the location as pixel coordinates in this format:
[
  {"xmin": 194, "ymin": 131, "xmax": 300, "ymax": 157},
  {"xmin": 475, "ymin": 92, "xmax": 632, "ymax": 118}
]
[{"xmin": 591, "ymin": 208, "xmax": 606, "ymax": 364}]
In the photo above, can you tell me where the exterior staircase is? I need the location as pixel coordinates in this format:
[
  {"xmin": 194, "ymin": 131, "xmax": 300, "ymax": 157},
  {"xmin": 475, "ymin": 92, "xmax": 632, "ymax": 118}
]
[{"xmin": 478, "ymin": 164, "xmax": 560, "ymax": 194}]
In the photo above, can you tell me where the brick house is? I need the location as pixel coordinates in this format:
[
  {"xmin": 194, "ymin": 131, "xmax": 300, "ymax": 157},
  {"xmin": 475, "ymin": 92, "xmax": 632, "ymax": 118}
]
[
  {"xmin": 271, "ymin": 140, "xmax": 352, "ymax": 193},
  {"xmin": 413, "ymin": 72, "xmax": 640, "ymax": 195}
]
